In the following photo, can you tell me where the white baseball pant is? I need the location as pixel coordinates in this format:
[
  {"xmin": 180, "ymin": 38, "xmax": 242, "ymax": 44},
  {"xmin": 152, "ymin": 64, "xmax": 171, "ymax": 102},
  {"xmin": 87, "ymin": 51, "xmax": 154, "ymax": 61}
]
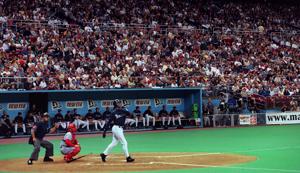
[
  {"xmin": 125, "ymin": 118, "xmax": 136, "ymax": 126},
  {"xmin": 86, "ymin": 120, "xmax": 99, "ymax": 131},
  {"xmin": 135, "ymin": 117, "xmax": 145, "ymax": 127},
  {"xmin": 73, "ymin": 119, "xmax": 88, "ymax": 129},
  {"xmin": 145, "ymin": 114, "xmax": 155, "ymax": 126},
  {"xmin": 103, "ymin": 125, "xmax": 129, "ymax": 157},
  {"xmin": 15, "ymin": 123, "xmax": 26, "ymax": 133}
]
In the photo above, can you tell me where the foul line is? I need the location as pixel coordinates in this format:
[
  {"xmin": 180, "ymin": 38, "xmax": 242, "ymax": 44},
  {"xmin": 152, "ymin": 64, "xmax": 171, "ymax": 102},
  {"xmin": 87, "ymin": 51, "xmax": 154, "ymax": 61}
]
[
  {"xmin": 232, "ymin": 146, "xmax": 300, "ymax": 153},
  {"xmin": 150, "ymin": 162, "xmax": 300, "ymax": 173},
  {"xmin": 80, "ymin": 161, "xmax": 300, "ymax": 173},
  {"xmin": 90, "ymin": 153, "xmax": 221, "ymax": 159}
]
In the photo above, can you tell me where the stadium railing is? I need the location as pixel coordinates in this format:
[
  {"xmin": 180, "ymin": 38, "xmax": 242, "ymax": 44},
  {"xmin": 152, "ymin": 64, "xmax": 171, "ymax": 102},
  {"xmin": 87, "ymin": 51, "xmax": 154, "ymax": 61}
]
[
  {"xmin": 204, "ymin": 111, "xmax": 300, "ymax": 128},
  {"xmin": 1, "ymin": 19, "xmax": 300, "ymax": 36}
]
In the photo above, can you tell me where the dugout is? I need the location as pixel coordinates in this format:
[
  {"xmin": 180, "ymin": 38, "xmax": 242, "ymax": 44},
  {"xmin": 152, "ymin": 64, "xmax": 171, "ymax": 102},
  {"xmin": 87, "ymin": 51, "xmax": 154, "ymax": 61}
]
[{"xmin": 0, "ymin": 88, "xmax": 203, "ymax": 127}]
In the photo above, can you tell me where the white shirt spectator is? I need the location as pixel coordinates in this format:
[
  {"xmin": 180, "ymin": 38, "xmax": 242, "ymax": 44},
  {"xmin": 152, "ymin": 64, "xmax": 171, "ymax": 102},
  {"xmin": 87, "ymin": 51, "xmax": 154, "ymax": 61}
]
[{"xmin": 39, "ymin": 80, "xmax": 47, "ymax": 89}]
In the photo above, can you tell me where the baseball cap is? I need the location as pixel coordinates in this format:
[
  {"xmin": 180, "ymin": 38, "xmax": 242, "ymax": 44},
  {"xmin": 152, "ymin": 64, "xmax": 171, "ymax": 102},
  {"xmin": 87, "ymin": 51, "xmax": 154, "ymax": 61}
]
[{"xmin": 42, "ymin": 112, "xmax": 49, "ymax": 117}]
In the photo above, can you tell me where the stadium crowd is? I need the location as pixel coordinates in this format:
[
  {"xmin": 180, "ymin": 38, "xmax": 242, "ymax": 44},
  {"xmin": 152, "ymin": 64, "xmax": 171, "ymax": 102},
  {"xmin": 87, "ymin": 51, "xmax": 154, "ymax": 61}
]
[{"xmin": 0, "ymin": 0, "xmax": 299, "ymax": 98}]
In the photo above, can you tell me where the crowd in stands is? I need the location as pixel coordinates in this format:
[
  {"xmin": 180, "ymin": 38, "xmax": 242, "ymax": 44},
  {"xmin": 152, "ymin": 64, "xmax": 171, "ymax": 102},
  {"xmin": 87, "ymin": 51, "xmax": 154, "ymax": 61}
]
[
  {"xmin": 1, "ymin": 0, "xmax": 300, "ymax": 135},
  {"xmin": 202, "ymin": 93, "xmax": 300, "ymax": 127},
  {"xmin": 0, "ymin": 105, "xmax": 184, "ymax": 137},
  {"xmin": 0, "ymin": 0, "xmax": 299, "ymax": 100}
]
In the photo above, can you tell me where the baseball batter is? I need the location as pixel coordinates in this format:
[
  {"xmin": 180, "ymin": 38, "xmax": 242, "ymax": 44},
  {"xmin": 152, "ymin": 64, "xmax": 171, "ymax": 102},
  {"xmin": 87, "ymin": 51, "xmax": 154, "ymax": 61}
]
[
  {"xmin": 60, "ymin": 123, "xmax": 81, "ymax": 162},
  {"xmin": 100, "ymin": 99, "xmax": 135, "ymax": 163}
]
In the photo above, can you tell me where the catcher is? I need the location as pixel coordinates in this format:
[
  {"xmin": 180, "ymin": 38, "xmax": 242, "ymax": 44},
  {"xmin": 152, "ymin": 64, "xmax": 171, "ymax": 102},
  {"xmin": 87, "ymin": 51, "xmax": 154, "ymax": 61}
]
[{"xmin": 60, "ymin": 123, "xmax": 81, "ymax": 162}]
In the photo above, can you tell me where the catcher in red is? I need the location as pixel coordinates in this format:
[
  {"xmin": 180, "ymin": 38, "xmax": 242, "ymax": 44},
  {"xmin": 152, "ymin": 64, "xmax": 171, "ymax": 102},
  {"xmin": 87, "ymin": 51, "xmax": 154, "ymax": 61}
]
[{"xmin": 60, "ymin": 123, "xmax": 81, "ymax": 162}]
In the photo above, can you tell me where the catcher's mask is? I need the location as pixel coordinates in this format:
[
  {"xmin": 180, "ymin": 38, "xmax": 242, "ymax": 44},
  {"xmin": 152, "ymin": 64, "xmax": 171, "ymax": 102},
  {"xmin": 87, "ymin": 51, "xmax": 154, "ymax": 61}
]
[{"xmin": 68, "ymin": 123, "xmax": 77, "ymax": 133}]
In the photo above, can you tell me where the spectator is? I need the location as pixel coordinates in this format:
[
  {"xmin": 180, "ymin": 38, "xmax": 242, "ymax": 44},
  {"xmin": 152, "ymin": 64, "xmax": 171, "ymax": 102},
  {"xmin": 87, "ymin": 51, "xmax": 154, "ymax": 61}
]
[
  {"xmin": 281, "ymin": 105, "xmax": 288, "ymax": 112},
  {"xmin": 218, "ymin": 99, "xmax": 228, "ymax": 126},
  {"xmin": 13, "ymin": 112, "xmax": 26, "ymax": 134},
  {"xmin": 227, "ymin": 97, "xmax": 237, "ymax": 113},
  {"xmin": 202, "ymin": 104, "xmax": 211, "ymax": 127},
  {"xmin": 218, "ymin": 99, "xmax": 227, "ymax": 114},
  {"xmin": 237, "ymin": 97, "xmax": 244, "ymax": 113},
  {"xmin": 290, "ymin": 99, "xmax": 298, "ymax": 111},
  {"xmin": 207, "ymin": 99, "xmax": 214, "ymax": 115}
]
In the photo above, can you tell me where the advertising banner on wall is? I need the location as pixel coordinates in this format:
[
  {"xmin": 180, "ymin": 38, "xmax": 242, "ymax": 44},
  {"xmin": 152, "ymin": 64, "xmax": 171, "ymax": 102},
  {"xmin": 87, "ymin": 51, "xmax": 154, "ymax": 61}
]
[
  {"xmin": 166, "ymin": 98, "xmax": 182, "ymax": 105},
  {"xmin": 101, "ymin": 100, "xmax": 114, "ymax": 108},
  {"xmin": 266, "ymin": 111, "xmax": 300, "ymax": 125},
  {"xmin": 239, "ymin": 114, "xmax": 257, "ymax": 125},
  {"xmin": 7, "ymin": 103, "xmax": 28, "ymax": 110},
  {"xmin": 135, "ymin": 99, "xmax": 151, "ymax": 106},
  {"xmin": 47, "ymin": 98, "xmax": 184, "ymax": 116},
  {"xmin": 0, "ymin": 102, "xmax": 29, "ymax": 119},
  {"xmin": 65, "ymin": 101, "xmax": 84, "ymax": 109}
]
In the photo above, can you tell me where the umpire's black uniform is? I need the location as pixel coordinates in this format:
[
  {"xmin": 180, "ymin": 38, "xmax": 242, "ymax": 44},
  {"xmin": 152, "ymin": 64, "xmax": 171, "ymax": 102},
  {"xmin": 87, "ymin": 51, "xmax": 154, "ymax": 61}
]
[{"xmin": 28, "ymin": 113, "xmax": 56, "ymax": 165}]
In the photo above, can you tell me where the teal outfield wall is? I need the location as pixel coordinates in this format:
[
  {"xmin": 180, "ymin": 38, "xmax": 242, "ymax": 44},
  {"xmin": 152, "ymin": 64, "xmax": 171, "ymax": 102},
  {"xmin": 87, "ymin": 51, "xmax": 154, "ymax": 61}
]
[{"xmin": 0, "ymin": 88, "xmax": 202, "ymax": 122}]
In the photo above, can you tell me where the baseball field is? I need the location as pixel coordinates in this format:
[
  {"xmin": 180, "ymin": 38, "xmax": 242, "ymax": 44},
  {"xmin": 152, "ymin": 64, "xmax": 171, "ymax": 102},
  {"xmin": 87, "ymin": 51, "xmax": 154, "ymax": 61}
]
[{"xmin": 0, "ymin": 125, "xmax": 300, "ymax": 173}]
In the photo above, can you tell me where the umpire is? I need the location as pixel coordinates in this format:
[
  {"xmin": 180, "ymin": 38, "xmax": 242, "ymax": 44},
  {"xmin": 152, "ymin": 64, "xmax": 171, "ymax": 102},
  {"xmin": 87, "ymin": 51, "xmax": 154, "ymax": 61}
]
[{"xmin": 27, "ymin": 112, "xmax": 58, "ymax": 165}]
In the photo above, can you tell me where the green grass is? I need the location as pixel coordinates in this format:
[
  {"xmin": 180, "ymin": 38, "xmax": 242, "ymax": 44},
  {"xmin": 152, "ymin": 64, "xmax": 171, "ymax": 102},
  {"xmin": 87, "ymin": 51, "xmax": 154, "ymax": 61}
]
[{"xmin": 1, "ymin": 125, "xmax": 300, "ymax": 173}]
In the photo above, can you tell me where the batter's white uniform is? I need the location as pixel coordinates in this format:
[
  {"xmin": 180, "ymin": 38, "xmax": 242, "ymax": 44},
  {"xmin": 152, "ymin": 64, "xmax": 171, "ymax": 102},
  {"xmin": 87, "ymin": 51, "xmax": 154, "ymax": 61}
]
[
  {"xmin": 102, "ymin": 108, "xmax": 131, "ymax": 158},
  {"xmin": 103, "ymin": 125, "xmax": 129, "ymax": 157}
]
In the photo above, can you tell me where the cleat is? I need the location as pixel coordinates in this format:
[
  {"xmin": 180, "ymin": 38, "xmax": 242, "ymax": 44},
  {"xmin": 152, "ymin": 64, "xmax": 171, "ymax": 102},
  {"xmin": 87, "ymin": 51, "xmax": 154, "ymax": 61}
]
[
  {"xmin": 64, "ymin": 156, "xmax": 72, "ymax": 163},
  {"xmin": 43, "ymin": 157, "xmax": 54, "ymax": 162},
  {"xmin": 27, "ymin": 159, "xmax": 33, "ymax": 165},
  {"xmin": 100, "ymin": 153, "xmax": 107, "ymax": 162},
  {"xmin": 126, "ymin": 156, "xmax": 135, "ymax": 162}
]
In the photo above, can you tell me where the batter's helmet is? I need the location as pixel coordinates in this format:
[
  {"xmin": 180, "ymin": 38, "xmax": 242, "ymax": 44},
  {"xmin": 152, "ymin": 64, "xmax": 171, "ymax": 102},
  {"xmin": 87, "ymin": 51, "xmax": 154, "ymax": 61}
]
[
  {"xmin": 113, "ymin": 99, "xmax": 123, "ymax": 108},
  {"xmin": 68, "ymin": 123, "xmax": 77, "ymax": 133}
]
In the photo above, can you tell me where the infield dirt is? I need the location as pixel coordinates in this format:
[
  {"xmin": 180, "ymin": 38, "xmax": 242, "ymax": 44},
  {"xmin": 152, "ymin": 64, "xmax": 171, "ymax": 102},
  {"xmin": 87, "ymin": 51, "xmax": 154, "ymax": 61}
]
[{"xmin": 0, "ymin": 152, "xmax": 256, "ymax": 172}]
